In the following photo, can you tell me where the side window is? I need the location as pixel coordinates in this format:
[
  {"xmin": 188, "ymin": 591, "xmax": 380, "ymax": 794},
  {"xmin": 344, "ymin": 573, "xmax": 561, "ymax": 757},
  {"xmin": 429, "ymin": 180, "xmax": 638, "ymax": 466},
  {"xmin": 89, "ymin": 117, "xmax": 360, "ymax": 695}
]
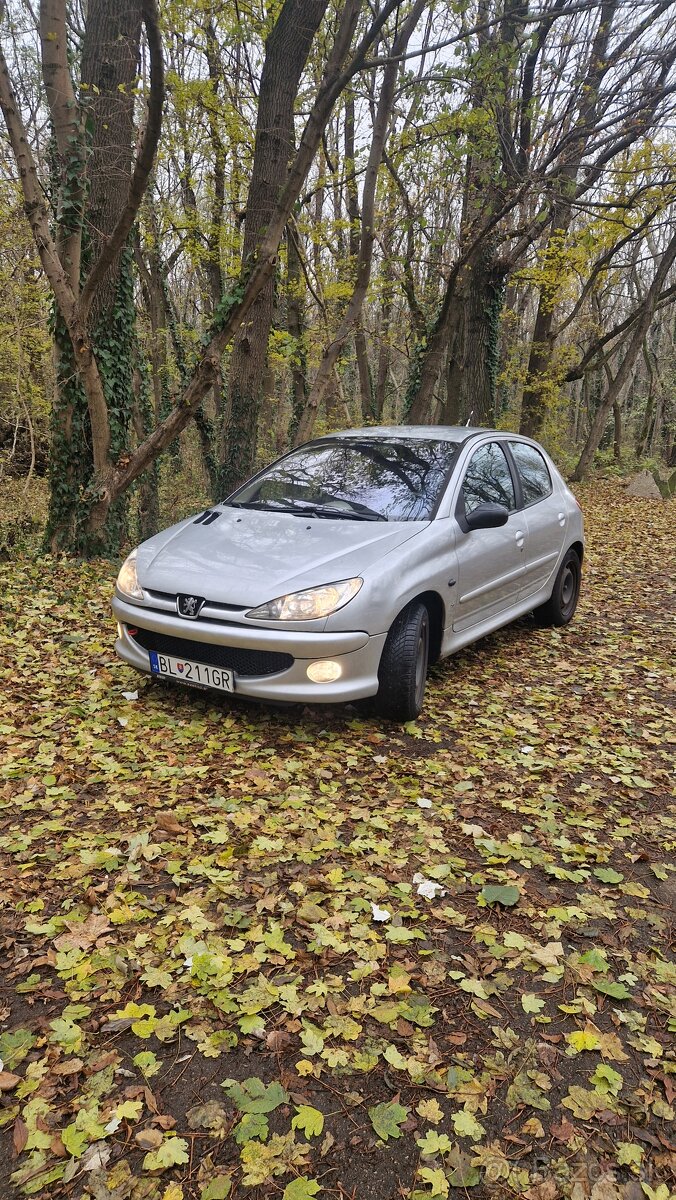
[
  {"xmin": 509, "ymin": 441, "xmax": 552, "ymax": 505},
  {"xmin": 461, "ymin": 442, "xmax": 516, "ymax": 515}
]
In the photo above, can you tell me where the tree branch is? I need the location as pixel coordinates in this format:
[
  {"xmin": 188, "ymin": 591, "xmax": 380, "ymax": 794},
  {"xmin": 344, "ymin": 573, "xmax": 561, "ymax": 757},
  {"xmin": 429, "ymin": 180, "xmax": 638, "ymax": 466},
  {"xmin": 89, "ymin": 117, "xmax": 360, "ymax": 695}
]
[
  {"xmin": 565, "ymin": 282, "xmax": 676, "ymax": 383},
  {"xmin": 107, "ymin": 0, "xmax": 412, "ymax": 499}
]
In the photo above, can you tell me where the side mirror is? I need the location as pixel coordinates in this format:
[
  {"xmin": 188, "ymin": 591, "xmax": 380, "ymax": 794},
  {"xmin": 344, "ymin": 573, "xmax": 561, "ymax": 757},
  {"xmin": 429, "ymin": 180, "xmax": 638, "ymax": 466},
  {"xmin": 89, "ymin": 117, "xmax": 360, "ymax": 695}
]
[{"xmin": 465, "ymin": 502, "xmax": 510, "ymax": 531}]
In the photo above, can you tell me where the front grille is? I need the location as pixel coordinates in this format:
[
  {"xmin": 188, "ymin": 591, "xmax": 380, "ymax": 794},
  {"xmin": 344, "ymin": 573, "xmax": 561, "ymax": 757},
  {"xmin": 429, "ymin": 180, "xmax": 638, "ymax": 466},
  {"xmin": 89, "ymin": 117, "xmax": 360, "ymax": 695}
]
[{"xmin": 130, "ymin": 627, "xmax": 294, "ymax": 677}]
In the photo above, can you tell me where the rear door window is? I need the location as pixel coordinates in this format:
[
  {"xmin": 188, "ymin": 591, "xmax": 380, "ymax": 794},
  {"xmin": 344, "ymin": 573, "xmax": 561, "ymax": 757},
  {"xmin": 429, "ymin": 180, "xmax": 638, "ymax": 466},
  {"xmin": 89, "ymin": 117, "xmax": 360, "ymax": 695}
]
[{"xmin": 509, "ymin": 441, "xmax": 552, "ymax": 506}]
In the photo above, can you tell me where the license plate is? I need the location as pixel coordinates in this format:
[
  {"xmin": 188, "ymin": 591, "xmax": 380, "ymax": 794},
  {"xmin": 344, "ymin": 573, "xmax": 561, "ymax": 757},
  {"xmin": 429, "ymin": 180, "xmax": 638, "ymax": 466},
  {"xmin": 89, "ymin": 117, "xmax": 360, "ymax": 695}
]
[{"xmin": 148, "ymin": 650, "xmax": 235, "ymax": 692}]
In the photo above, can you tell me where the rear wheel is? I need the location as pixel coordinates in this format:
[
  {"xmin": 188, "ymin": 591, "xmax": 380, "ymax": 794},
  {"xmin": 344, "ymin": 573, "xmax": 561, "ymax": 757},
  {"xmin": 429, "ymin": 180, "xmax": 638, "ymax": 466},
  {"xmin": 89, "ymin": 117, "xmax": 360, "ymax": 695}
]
[
  {"xmin": 375, "ymin": 601, "xmax": 429, "ymax": 721},
  {"xmin": 534, "ymin": 548, "xmax": 581, "ymax": 626}
]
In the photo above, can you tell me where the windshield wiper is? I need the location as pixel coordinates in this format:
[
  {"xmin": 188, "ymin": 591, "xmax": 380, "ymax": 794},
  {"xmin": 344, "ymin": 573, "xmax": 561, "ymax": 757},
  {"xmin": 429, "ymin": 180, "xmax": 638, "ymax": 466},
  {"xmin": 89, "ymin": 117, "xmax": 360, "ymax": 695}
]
[
  {"xmin": 305, "ymin": 505, "xmax": 386, "ymax": 521},
  {"xmin": 228, "ymin": 498, "xmax": 387, "ymax": 521},
  {"xmin": 272, "ymin": 498, "xmax": 386, "ymax": 521},
  {"xmin": 319, "ymin": 496, "xmax": 387, "ymax": 521},
  {"xmin": 227, "ymin": 500, "xmax": 297, "ymax": 513}
]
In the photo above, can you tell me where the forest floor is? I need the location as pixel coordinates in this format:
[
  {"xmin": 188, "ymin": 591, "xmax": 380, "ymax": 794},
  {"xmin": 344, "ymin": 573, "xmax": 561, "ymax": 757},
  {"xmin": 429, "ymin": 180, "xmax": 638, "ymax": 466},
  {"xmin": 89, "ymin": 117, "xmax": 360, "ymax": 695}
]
[{"xmin": 0, "ymin": 480, "xmax": 674, "ymax": 1200}]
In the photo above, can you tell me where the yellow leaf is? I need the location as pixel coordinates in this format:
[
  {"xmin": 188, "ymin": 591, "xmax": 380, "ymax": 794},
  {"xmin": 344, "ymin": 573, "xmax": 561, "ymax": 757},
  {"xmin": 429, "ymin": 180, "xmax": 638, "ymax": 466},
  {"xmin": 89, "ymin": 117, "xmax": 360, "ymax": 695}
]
[
  {"xmin": 567, "ymin": 1029, "xmax": 600, "ymax": 1053},
  {"xmin": 418, "ymin": 1166, "xmax": 449, "ymax": 1196},
  {"xmin": 416, "ymin": 1098, "xmax": 444, "ymax": 1125},
  {"xmin": 163, "ymin": 1185, "xmax": 184, "ymax": 1200},
  {"xmin": 521, "ymin": 1118, "xmax": 545, "ymax": 1138},
  {"xmin": 388, "ymin": 965, "xmax": 412, "ymax": 994},
  {"xmin": 296, "ymin": 1060, "xmax": 314, "ymax": 1076}
]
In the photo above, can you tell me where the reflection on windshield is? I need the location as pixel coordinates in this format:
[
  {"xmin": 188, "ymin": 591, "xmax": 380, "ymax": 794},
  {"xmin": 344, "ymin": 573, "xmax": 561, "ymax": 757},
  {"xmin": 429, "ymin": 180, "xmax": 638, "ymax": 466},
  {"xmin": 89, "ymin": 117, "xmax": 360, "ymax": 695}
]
[{"xmin": 228, "ymin": 438, "xmax": 460, "ymax": 522}]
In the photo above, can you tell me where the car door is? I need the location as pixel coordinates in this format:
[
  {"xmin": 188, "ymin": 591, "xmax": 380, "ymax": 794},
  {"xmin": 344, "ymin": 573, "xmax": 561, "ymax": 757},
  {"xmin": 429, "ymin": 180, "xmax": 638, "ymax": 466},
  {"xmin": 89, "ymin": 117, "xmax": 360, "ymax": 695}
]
[
  {"xmin": 452, "ymin": 441, "xmax": 526, "ymax": 633},
  {"xmin": 507, "ymin": 441, "xmax": 567, "ymax": 599}
]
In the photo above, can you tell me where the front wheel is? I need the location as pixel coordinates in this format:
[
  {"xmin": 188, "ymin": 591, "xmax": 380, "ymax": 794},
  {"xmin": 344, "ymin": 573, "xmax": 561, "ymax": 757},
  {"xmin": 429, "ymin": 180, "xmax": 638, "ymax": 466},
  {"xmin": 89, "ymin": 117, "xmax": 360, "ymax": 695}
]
[
  {"xmin": 375, "ymin": 601, "xmax": 429, "ymax": 721},
  {"xmin": 534, "ymin": 548, "xmax": 581, "ymax": 626}
]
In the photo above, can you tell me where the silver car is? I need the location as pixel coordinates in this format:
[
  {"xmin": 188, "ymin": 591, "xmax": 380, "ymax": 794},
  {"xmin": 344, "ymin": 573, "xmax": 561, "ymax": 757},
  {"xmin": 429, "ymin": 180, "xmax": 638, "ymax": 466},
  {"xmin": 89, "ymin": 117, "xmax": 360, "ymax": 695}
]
[{"xmin": 113, "ymin": 427, "xmax": 584, "ymax": 720}]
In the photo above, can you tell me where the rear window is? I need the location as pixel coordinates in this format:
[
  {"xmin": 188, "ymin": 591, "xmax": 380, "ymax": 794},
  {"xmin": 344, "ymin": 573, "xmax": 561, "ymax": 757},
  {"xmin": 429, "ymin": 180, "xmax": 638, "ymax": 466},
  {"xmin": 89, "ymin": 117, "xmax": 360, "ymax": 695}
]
[
  {"xmin": 509, "ymin": 441, "xmax": 552, "ymax": 505},
  {"xmin": 229, "ymin": 437, "xmax": 460, "ymax": 521}
]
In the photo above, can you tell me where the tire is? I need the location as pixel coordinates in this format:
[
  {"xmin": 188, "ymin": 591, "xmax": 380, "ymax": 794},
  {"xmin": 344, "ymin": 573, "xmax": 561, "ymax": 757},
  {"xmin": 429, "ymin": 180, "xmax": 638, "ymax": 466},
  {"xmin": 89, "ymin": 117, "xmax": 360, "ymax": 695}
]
[
  {"xmin": 534, "ymin": 548, "xmax": 581, "ymax": 627},
  {"xmin": 375, "ymin": 601, "xmax": 430, "ymax": 721}
]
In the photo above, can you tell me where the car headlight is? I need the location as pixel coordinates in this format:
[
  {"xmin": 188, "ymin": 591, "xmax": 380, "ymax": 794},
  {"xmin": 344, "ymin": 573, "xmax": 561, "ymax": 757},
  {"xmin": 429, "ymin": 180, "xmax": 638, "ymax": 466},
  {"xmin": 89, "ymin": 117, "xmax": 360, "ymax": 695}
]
[
  {"xmin": 116, "ymin": 548, "xmax": 144, "ymax": 601},
  {"xmin": 246, "ymin": 578, "xmax": 363, "ymax": 621}
]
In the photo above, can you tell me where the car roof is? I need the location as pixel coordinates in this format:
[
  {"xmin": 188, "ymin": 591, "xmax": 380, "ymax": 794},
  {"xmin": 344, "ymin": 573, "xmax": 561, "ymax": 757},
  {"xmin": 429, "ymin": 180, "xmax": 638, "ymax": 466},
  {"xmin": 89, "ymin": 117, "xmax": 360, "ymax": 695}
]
[{"xmin": 318, "ymin": 425, "xmax": 488, "ymax": 442}]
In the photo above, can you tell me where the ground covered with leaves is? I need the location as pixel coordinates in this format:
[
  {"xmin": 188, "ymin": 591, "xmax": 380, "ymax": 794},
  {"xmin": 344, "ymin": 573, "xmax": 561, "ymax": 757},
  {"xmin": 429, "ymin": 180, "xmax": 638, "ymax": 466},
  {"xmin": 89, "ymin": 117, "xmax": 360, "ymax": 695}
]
[{"xmin": 0, "ymin": 481, "xmax": 674, "ymax": 1200}]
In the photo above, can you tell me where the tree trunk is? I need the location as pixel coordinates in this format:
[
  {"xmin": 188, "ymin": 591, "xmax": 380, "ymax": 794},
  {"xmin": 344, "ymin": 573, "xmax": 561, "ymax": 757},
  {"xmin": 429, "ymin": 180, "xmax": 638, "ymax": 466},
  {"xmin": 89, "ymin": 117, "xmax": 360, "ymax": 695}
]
[
  {"xmin": 131, "ymin": 362, "xmax": 159, "ymax": 540},
  {"xmin": 374, "ymin": 241, "xmax": 394, "ymax": 421},
  {"xmin": 405, "ymin": 263, "xmax": 460, "ymax": 424},
  {"xmin": 221, "ymin": 0, "xmax": 327, "ymax": 495},
  {"xmin": 612, "ymin": 400, "xmax": 622, "ymax": 461},
  {"xmin": 286, "ymin": 224, "xmax": 308, "ymax": 445},
  {"xmin": 345, "ymin": 93, "xmax": 373, "ymax": 419},
  {"xmin": 44, "ymin": 0, "xmax": 144, "ymax": 552},
  {"xmin": 519, "ymin": 217, "xmax": 576, "ymax": 440},
  {"xmin": 636, "ymin": 352, "xmax": 654, "ymax": 459},
  {"xmin": 441, "ymin": 243, "xmax": 506, "ymax": 426}
]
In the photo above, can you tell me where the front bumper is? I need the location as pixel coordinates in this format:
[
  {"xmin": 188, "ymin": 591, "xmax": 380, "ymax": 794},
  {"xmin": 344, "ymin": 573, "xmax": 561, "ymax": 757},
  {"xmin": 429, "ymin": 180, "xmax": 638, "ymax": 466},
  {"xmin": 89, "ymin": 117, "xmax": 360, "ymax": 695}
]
[{"xmin": 112, "ymin": 595, "xmax": 386, "ymax": 703}]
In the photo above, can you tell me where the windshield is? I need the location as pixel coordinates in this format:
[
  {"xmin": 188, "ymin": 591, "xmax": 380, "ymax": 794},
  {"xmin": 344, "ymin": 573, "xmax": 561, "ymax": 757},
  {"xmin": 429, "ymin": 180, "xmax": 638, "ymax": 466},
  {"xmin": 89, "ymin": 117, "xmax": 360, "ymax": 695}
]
[{"xmin": 227, "ymin": 437, "xmax": 460, "ymax": 522}]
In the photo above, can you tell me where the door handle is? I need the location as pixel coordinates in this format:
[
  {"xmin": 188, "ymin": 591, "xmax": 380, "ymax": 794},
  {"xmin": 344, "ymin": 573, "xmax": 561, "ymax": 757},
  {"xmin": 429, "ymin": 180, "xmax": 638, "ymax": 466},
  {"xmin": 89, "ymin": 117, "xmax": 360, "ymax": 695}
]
[
  {"xmin": 515, "ymin": 529, "xmax": 525, "ymax": 548},
  {"xmin": 557, "ymin": 511, "xmax": 566, "ymax": 526}
]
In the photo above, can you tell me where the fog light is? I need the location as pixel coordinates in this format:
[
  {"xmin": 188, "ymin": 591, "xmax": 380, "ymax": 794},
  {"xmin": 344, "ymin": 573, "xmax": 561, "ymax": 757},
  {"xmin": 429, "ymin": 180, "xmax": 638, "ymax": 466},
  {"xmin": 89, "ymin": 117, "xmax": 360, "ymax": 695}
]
[{"xmin": 306, "ymin": 660, "xmax": 342, "ymax": 683}]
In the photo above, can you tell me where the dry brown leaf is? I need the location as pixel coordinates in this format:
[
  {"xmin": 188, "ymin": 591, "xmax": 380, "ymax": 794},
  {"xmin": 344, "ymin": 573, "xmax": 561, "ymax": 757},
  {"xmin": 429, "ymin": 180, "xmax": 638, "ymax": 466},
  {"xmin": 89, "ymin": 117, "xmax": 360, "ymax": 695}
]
[
  {"xmin": 12, "ymin": 1117, "xmax": 28, "ymax": 1156},
  {"xmin": 154, "ymin": 811, "xmax": 187, "ymax": 835},
  {"xmin": 523, "ymin": 1180, "xmax": 560, "ymax": 1200},
  {"xmin": 134, "ymin": 1127, "xmax": 163, "ymax": 1151},
  {"xmin": 0, "ymin": 1071, "xmax": 21, "ymax": 1091},
  {"xmin": 86, "ymin": 1051, "xmax": 119, "ymax": 1074},
  {"xmin": 53, "ymin": 913, "xmax": 111, "ymax": 951},
  {"xmin": 550, "ymin": 1118, "xmax": 576, "ymax": 1142},
  {"xmin": 266, "ymin": 1029, "xmax": 291, "ymax": 1052},
  {"xmin": 53, "ymin": 1058, "xmax": 84, "ymax": 1076}
]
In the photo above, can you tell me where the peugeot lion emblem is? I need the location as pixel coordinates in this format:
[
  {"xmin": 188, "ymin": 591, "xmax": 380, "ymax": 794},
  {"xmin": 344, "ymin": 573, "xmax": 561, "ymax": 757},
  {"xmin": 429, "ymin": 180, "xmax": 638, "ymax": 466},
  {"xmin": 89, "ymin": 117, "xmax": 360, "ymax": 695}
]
[{"xmin": 177, "ymin": 594, "xmax": 205, "ymax": 619}]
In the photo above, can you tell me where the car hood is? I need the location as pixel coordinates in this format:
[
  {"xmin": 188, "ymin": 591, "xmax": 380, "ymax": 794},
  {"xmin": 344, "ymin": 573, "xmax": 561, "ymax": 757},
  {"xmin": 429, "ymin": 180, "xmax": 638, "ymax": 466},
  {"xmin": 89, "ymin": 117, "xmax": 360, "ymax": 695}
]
[{"xmin": 135, "ymin": 506, "xmax": 425, "ymax": 607}]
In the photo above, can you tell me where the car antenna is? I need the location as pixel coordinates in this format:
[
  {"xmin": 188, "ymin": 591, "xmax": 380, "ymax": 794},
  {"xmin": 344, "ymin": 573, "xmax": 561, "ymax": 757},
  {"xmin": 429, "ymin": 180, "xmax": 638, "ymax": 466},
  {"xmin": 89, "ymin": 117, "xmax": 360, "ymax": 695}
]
[{"xmin": 465, "ymin": 411, "xmax": 474, "ymax": 427}]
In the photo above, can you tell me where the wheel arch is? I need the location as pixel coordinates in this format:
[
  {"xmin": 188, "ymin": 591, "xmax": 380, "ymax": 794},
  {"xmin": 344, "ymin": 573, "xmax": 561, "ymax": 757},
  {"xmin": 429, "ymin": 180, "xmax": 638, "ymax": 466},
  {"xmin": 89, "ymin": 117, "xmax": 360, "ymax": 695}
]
[
  {"xmin": 408, "ymin": 590, "xmax": 445, "ymax": 663},
  {"xmin": 569, "ymin": 540, "xmax": 584, "ymax": 564}
]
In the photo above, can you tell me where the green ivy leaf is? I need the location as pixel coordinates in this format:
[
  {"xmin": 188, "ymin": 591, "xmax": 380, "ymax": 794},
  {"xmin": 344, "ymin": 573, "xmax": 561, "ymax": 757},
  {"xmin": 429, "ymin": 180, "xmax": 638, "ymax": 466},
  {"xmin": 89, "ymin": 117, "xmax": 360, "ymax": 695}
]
[
  {"xmin": 142, "ymin": 1136, "xmax": 190, "ymax": 1171},
  {"xmin": 282, "ymin": 1178, "xmax": 322, "ymax": 1200},
  {"xmin": 61, "ymin": 1123, "xmax": 87, "ymax": 1158},
  {"xmin": 451, "ymin": 1110, "xmax": 486, "ymax": 1141},
  {"xmin": 590, "ymin": 1064, "xmax": 623, "ymax": 1096},
  {"xmin": 234, "ymin": 1112, "xmax": 269, "ymax": 1144},
  {"xmin": 0, "ymin": 1028, "xmax": 35, "ymax": 1069},
  {"xmin": 368, "ymin": 1100, "xmax": 409, "ymax": 1141},
  {"xmin": 521, "ymin": 993, "xmax": 545, "ymax": 1014},
  {"xmin": 222, "ymin": 1076, "xmax": 289, "ymax": 1114},
  {"xmin": 291, "ymin": 1106, "xmax": 324, "ymax": 1138},
  {"xmin": 417, "ymin": 1129, "xmax": 453, "ymax": 1156},
  {"xmin": 201, "ymin": 1177, "xmax": 232, "ymax": 1200},
  {"xmin": 593, "ymin": 867, "xmax": 624, "ymax": 884},
  {"xmin": 133, "ymin": 1050, "xmax": 162, "ymax": 1078},
  {"xmin": 480, "ymin": 885, "xmax": 520, "ymax": 907},
  {"xmin": 592, "ymin": 979, "xmax": 631, "ymax": 1000}
]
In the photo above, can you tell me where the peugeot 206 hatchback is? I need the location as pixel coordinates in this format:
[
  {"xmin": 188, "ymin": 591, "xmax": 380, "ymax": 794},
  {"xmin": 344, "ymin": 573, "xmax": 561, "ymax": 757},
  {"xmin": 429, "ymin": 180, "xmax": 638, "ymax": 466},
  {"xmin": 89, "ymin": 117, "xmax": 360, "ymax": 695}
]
[{"xmin": 113, "ymin": 427, "xmax": 584, "ymax": 720}]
